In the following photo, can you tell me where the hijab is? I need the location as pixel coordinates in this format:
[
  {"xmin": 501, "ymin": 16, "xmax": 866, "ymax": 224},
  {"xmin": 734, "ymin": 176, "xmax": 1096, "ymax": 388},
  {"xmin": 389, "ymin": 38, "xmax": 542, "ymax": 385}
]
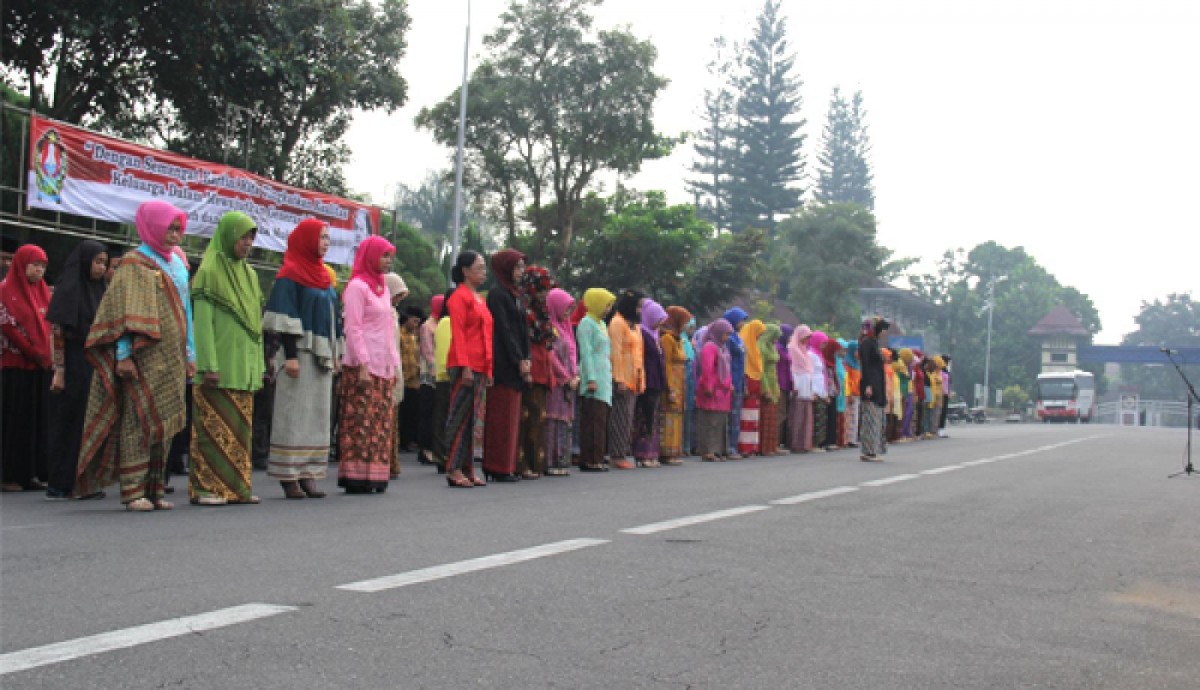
[
  {"xmin": 760, "ymin": 323, "xmax": 782, "ymax": 401},
  {"xmin": 135, "ymin": 200, "xmax": 187, "ymax": 260},
  {"xmin": 692, "ymin": 325, "xmax": 709, "ymax": 352},
  {"xmin": 582, "ymin": 287, "xmax": 616, "ymax": 322},
  {"xmin": 490, "ymin": 249, "xmax": 526, "ymax": 295},
  {"xmin": 277, "ymin": 219, "xmax": 332, "ymax": 289},
  {"xmin": 776, "ymin": 324, "xmax": 794, "ymax": 389},
  {"xmin": 191, "ymin": 211, "xmax": 263, "ymax": 340},
  {"xmin": 808, "ymin": 330, "xmax": 828, "ymax": 356},
  {"xmin": 1, "ymin": 245, "xmax": 52, "ymax": 360},
  {"xmin": 639, "ymin": 299, "xmax": 667, "ymax": 342},
  {"xmin": 351, "ymin": 236, "xmax": 395, "ymax": 296},
  {"xmin": 430, "ymin": 294, "xmax": 445, "ymax": 321},
  {"xmin": 723, "ymin": 307, "xmax": 748, "ymax": 331},
  {"xmin": 614, "ymin": 289, "xmax": 643, "ymax": 326},
  {"xmin": 46, "ymin": 240, "xmax": 107, "ymax": 337},
  {"xmin": 844, "ymin": 339, "xmax": 861, "ymax": 371},
  {"xmin": 702, "ymin": 318, "xmax": 733, "ymax": 383},
  {"xmin": 325, "ymin": 264, "xmax": 338, "ymax": 289},
  {"xmin": 664, "ymin": 306, "xmax": 692, "ymax": 336},
  {"xmin": 570, "ymin": 299, "xmax": 588, "ymax": 327},
  {"xmin": 740, "ymin": 319, "xmax": 766, "ymax": 380},
  {"xmin": 547, "ymin": 288, "xmax": 577, "ymax": 368},
  {"xmin": 821, "ymin": 337, "xmax": 843, "ymax": 368},
  {"xmin": 790, "ymin": 324, "xmax": 814, "ymax": 375},
  {"xmin": 384, "ymin": 272, "xmax": 408, "ymax": 301},
  {"xmin": 898, "ymin": 347, "xmax": 914, "ymax": 366},
  {"xmin": 520, "ymin": 264, "xmax": 557, "ymax": 349}
]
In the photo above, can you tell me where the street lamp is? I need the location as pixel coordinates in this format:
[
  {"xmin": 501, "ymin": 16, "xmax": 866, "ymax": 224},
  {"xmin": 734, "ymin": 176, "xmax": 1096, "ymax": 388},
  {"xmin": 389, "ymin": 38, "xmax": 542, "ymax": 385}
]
[
  {"xmin": 981, "ymin": 275, "xmax": 1007, "ymax": 410},
  {"xmin": 449, "ymin": 0, "xmax": 472, "ymax": 283}
]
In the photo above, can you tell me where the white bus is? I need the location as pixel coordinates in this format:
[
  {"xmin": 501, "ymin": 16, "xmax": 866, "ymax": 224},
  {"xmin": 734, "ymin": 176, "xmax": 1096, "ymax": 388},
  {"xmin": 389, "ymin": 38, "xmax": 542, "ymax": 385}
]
[{"xmin": 1035, "ymin": 370, "xmax": 1096, "ymax": 423}]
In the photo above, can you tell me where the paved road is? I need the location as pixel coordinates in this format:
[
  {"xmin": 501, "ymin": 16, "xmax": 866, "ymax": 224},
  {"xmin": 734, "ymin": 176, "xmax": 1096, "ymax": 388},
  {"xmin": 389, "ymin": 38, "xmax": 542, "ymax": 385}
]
[{"xmin": 2, "ymin": 424, "xmax": 1198, "ymax": 688}]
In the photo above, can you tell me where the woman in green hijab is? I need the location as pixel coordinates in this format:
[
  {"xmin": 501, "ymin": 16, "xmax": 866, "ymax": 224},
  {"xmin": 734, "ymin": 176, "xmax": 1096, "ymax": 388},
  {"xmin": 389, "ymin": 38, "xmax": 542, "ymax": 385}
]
[{"xmin": 188, "ymin": 211, "xmax": 265, "ymax": 505}]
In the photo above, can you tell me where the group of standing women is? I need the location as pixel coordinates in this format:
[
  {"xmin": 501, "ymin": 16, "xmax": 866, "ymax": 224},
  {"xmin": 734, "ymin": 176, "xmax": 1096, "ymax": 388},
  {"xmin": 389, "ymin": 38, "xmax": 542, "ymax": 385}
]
[{"xmin": 2, "ymin": 214, "xmax": 957, "ymax": 508}]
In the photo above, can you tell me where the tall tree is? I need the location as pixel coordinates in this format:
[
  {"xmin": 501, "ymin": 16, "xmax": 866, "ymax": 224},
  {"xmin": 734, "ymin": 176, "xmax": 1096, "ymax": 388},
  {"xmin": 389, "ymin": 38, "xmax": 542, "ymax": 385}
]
[
  {"xmin": 774, "ymin": 203, "xmax": 895, "ymax": 333},
  {"xmin": 1120, "ymin": 293, "xmax": 1200, "ymax": 400},
  {"xmin": 395, "ymin": 170, "xmax": 456, "ymax": 259},
  {"xmin": 416, "ymin": 0, "xmax": 672, "ymax": 268},
  {"xmin": 563, "ymin": 190, "xmax": 762, "ymax": 315},
  {"xmin": 686, "ymin": 37, "xmax": 737, "ymax": 233},
  {"xmin": 908, "ymin": 241, "xmax": 1104, "ymax": 401},
  {"xmin": 729, "ymin": 0, "xmax": 806, "ymax": 234},
  {"xmin": 3, "ymin": 1, "xmax": 410, "ymax": 195},
  {"xmin": 814, "ymin": 87, "xmax": 875, "ymax": 209}
]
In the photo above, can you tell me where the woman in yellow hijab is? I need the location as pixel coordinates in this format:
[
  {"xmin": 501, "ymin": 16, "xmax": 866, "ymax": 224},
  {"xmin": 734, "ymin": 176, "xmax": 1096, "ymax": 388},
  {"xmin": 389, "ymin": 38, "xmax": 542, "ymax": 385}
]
[{"xmin": 737, "ymin": 319, "xmax": 766, "ymax": 456}]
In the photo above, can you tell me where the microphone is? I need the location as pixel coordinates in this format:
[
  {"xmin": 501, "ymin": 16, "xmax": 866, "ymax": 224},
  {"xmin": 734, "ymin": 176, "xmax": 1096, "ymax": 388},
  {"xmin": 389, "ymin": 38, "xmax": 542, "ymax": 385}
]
[{"xmin": 1161, "ymin": 347, "xmax": 1177, "ymax": 354}]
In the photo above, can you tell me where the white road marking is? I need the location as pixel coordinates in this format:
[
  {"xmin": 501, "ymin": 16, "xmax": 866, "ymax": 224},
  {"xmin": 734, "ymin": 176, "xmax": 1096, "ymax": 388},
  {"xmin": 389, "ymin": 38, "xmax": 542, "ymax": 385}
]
[
  {"xmin": 337, "ymin": 538, "xmax": 610, "ymax": 593},
  {"xmin": 860, "ymin": 474, "xmax": 921, "ymax": 487},
  {"xmin": 0, "ymin": 523, "xmax": 54, "ymax": 531},
  {"xmin": 770, "ymin": 486, "xmax": 860, "ymax": 505},
  {"xmin": 0, "ymin": 603, "xmax": 296, "ymax": 676},
  {"xmin": 920, "ymin": 465, "xmax": 964, "ymax": 475},
  {"xmin": 621, "ymin": 506, "xmax": 771, "ymax": 535},
  {"xmin": 961, "ymin": 457, "xmax": 999, "ymax": 466}
]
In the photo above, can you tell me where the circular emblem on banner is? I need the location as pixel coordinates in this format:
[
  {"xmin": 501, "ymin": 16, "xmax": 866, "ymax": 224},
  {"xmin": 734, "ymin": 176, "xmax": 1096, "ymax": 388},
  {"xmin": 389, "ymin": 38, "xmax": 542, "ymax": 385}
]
[{"xmin": 34, "ymin": 128, "xmax": 69, "ymax": 204}]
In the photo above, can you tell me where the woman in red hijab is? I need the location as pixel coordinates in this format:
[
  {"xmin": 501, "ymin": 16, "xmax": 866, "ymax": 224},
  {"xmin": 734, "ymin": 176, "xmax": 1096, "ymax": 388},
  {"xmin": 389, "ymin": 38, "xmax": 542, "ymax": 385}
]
[
  {"xmin": 262, "ymin": 219, "xmax": 341, "ymax": 499},
  {"xmin": 1, "ymin": 245, "xmax": 52, "ymax": 491}
]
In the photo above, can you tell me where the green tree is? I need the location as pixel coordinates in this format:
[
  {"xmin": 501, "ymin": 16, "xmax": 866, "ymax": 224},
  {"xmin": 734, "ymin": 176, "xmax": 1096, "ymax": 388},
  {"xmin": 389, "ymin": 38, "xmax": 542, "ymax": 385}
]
[
  {"xmin": 908, "ymin": 241, "xmax": 1104, "ymax": 404},
  {"xmin": 561, "ymin": 191, "xmax": 760, "ymax": 315},
  {"xmin": 686, "ymin": 37, "xmax": 737, "ymax": 233},
  {"xmin": 729, "ymin": 0, "xmax": 806, "ymax": 234},
  {"xmin": 814, "ymin": 87, "xmax": 875, "ymax": 209},
  {"xmin": 417, "ymin": 0, "xmax": 672, "ymax": 268},
  {"xmin": 386, "ymin": 218, "xmax": 447, "ymax": 310},
  {"xmin": 773, "ymin": 203, "xmax": 892, "ymax": 333},
  {"xmin": 1120, "ymin": 293, "xmax": 1199, "ymax": 400},
  {"xmin": 3, "ymin": 1, "xmax": 410, "ymax": 195},
  {"xmin": 395, "ymin": 170, "xmax": 456, "ymax": 259}
]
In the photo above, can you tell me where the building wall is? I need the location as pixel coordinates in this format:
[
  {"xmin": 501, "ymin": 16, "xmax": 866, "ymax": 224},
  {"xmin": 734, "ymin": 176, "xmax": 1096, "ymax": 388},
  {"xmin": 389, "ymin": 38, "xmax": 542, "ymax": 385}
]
[{"xmin": 1040, "ymin": 335, "xmax": 1078, "ymax": 372}]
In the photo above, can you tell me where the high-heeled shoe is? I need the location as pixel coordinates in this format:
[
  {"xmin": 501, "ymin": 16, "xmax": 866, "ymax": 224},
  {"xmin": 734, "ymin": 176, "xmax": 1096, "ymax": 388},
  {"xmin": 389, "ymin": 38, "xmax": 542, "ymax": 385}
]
[
  {"xmin": 298, "ymin": 478, "xmax": 326, "ymax": 498},
  {"xmin": 446, "ymin": 474, "xmax": 473, "ymax": 488},
  {"xmin": 280, "ymin": 481, "xmax": 306, "ymax": 499}
]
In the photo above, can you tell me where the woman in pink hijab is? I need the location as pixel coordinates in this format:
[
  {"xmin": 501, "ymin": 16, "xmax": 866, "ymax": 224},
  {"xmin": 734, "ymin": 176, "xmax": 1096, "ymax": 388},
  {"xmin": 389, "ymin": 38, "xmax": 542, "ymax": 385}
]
[
  {"xmin": 787, "ymin": 325, "xmax": 815, "ymax": 452},
  {"xmin": 337, "ymin": 236, "xmax": 400, "ymax": 494}
]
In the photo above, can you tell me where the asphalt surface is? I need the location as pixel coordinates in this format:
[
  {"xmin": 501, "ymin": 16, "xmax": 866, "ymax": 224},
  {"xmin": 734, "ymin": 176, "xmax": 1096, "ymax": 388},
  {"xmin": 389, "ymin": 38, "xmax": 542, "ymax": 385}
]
[{"xmin": 1, "ymin": 423, "xmax": 1198, "ymax": 689}]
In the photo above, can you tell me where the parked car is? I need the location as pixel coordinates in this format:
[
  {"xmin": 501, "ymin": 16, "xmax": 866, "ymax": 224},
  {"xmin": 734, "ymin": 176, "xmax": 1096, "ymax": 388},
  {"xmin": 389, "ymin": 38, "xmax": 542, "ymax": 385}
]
[
  {"xmin": 1005, "ymin": 412, "xmax": 1022, "ymax": 423},
  {"xmin": 969, "ymin": 407, "xmax": 989, "ymax": 423},
  {"xmin": 947, "ymin": 402, "xmax": 970, "ymax": 423}
]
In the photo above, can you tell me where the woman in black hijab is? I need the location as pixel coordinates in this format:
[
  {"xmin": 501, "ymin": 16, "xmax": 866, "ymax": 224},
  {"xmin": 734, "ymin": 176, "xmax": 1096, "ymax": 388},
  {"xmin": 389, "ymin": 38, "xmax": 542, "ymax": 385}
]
[{"xmin": 45, "ymin": 240, "xmax": 109, "ymax": 499}]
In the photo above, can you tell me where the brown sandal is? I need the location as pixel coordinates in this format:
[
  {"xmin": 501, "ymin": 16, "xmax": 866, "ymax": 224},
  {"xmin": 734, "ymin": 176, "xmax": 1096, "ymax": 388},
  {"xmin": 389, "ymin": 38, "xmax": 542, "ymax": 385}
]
[
  {"xmin": 280, "ymin": 481, "xmax": 306, "ymax": 499},
  {"xmin": 125, "ymin": 498, "xmax": 154, "ymax": 512},
  {"xmin": 298, "ymin": 478, "xmax": 326, "ymax": 498}
]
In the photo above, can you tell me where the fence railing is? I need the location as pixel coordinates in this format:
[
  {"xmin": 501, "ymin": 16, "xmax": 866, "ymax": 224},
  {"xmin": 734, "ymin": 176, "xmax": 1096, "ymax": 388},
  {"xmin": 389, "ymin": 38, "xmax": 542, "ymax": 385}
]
[{"xmin": 1095, "ymin": 400, "xmax": 1195, "ymax": 428}]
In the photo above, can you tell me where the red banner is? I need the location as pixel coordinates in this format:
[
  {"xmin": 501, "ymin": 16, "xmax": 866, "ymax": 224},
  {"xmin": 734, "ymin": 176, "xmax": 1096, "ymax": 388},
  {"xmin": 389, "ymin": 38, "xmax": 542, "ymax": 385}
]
[{"xmin": 26, "ymin": 114, "xmax": 380, "ymax": 265}]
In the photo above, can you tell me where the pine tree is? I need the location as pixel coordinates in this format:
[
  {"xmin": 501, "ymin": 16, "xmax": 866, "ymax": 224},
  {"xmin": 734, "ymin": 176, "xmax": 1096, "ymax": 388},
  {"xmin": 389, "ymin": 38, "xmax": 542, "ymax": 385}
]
[
  {"xmin": 686, "ymin": 37, "xmax": 737, "ymax": 233},
  {"xmin": 729, "ymin": 0, "xmax": 806, "ymax": 235},
  {"xmin": 814, "ymin": 87, "xmax": 875, "ymax": 209}
]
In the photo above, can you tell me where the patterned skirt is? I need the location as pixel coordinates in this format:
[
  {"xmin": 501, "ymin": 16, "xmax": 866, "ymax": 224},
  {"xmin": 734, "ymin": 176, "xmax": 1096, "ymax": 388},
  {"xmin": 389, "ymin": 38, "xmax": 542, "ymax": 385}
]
[
  {"xmin": 336, "ymin": 366, "xmax": 395, "ymax": 491},
  {"xmin": 607, "ymin": 388, "xmax": 636, "ymax": 459},
  {"xmin": 788, "ymin": 398, "xmax": 813, "ymax": 452},
  {"xmin": 812, "ymin": 398, "xmax": 828, "ymax": 448},
  {"xmin": 845, "ymin": 397, "xmax": 861, "ymax": 445},
  {"xmin": 268, "ymin": 351, "xmax": 332, "ymax": 481},
  {"xmin": 189, "ymin": 386, "xmax": 254, "ymax": 502},
  {"xmin": 695, "ymin": 409, "xmax": 729, "ymax": 457},
  {"xmin": 443, "ymin": 368, "xmax": 485, "ymax": 475},
  {"xmin": 861, "ymin": 401, "xmax": 885, "ymax": 457},
  {"xmin": 632, "ymin": 389, "xmax": 661, "ymax": 461},
  {"xmin": 738, "ymin": 379, "xmax": 762, "ymax": 455},
  {"xmin": 759, "ymin": 398, "xmax": 779, "ymax": 455},
  {"xmin": 660, "ymin": 399, "xmax": 685, "ymax": 458}
]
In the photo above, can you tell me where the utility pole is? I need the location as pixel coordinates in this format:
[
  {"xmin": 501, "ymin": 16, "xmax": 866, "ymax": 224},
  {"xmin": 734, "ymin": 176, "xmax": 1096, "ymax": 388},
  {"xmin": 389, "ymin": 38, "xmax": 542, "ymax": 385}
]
[
  {"xmin": 982, "ymin": 275, "xmax": 1007, "ymax": 410},
  {"xmin": 449, "ymin": 0, "xmax": 472, "ymax": 283}
]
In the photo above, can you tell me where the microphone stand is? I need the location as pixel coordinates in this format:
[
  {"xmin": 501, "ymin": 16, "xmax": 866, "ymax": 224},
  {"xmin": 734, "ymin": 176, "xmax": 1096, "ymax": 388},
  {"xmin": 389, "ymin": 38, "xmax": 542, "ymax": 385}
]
[{"xmin": 1163, "ymin": 350, "xmax": 1197, "ymax": 478}]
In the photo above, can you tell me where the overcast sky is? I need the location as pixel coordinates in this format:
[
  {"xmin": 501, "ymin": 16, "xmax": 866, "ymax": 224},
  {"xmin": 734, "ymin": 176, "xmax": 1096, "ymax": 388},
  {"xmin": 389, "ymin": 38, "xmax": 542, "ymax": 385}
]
[{"xmin": 343, "ymin": 0, "xmax": 1200, "ymax": 345}]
